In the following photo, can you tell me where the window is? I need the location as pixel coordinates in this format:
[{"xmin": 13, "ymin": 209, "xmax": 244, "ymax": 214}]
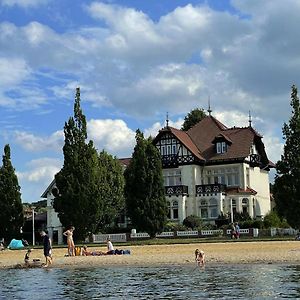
[
  {"xmin": 209, "ymin": 198, "xmax": 218, "ymax": 218},
  {"xmin": 226, "ymin": 168, "xmax": 239, "ymax": 187},
  {"xmin": 163, "ymin": 169, "xmax": 181, "ymax": 186},
  {"xmin": 242, "ymin": 198, "xmax": 248, "ymax": 214},
  {"xmin": 172, "ymin": 201, "xmax": 178, "ymax": 219},
  {"xmin": 216, "ymin": 142, "xmax": 227, "ymax": 154},
  {"xmin": 200, "ymin": 208, "xmax": 208, "ymax": 218}
]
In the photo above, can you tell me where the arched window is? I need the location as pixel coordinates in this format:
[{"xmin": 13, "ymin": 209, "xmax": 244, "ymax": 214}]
[
  {"xmin": 209, "ymin": 198, "xmax": 218, "ymax": 218},
  {"xmin": 199, "ymin": 199, "xmax": 208, "ymax": 219},
  {"xmin": 172, "ymin": 201, "xmax": 179, "ymax": 219},
  {"xmin": 242, "ymin": 198, "xmax": 249, "ymax": 214}
]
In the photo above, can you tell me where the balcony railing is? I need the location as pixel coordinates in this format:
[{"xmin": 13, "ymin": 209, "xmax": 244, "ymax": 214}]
[
  {"xmin": 165, "ymin": 185, "xmax": 188, "ymax": 196},
  {"xmin": 195, "ymin": 184, "xmax": 226, "ymax": 196}
]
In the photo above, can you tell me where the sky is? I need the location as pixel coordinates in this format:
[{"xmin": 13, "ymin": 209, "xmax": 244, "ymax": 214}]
[{"xmin": 0, "ymin": 0, "xmax": 298, "ymax": 203}]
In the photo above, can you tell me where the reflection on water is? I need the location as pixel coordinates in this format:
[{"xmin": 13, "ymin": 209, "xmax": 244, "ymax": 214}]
[{"xmin": 0, "ymin": 264, "xmax": 300, "ymax": 299}]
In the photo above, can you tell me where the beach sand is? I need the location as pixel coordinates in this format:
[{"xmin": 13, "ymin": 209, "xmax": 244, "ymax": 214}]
[{"xmin": 1, "ymin": 241, "xmax": 300, "ymax": 269}]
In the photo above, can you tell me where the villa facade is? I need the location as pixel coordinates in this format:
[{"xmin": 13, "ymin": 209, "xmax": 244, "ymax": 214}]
[{"xmin": 153, "ymin": 114, "xmax": 274, "ymax": 224}]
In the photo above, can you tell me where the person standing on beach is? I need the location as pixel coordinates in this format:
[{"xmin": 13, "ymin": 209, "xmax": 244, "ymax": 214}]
[
  {"xmin": 63, "ymin": 226, "xmax": 75, "ymax": 256},
  {"xmin": 40, "ymin": 231, "xmax": 52, "ymax": 268},
  {"xmin": 235, "ymin": 222, "xmax": 240, "ymax": 239},
  {"xmin": 230, "ymin": 223, "xmax": 236, "ymax": 239}
]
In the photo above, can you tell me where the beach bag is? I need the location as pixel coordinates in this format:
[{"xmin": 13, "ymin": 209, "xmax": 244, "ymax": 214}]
[{"xmin": 75, "ymin": 246, "xmax": 81, "ymax": 256}]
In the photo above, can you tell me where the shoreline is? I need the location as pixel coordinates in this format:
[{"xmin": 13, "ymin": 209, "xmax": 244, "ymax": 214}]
[{"xmin": 1, "ymin": 241, "xmax": 300, "ymax": 270}]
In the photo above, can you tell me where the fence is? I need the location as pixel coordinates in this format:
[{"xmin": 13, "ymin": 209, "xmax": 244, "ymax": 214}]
[
  {"xmin": 92, "ymin": 227, "xmax": 294, "ymax": 243},
  {"xmin": 92, "ymin": 233, "xmax": 127, "ymax": 243}
]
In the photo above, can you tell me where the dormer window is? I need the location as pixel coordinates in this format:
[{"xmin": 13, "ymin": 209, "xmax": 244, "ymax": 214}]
[
  {"xmin": 212, "ymin": 133, "xmax": 232, "ymax": 154},
  {"xmin": 216, "ymin": 142, "xmax": 227, "ymax": 154}
]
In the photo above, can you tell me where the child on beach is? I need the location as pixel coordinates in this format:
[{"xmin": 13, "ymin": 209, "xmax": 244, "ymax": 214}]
[
  {"xmin": 24, "ymin": 249, "xmax": 31, "ymax": 265},
  {"xmin": 195, "ymin": 249, "xmax": 205, "ymax": 266}
]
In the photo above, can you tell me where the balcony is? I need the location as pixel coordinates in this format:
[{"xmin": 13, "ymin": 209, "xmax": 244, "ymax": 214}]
[
  {"xmin": 249, "ymin": 154, "xmax": 261, "ymax": 167},
  {"xmin": 195, "ymin": 184, "xmax": 226, "ymax": 196},
  {"xmin": 165, "ymin": 185, "xmax": 188, "ymax": 197}
]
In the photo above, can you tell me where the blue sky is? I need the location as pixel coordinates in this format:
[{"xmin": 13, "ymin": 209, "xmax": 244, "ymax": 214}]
[{"xmin": 0, "ymin": 0, "xmax": 298, "ymax": 202}]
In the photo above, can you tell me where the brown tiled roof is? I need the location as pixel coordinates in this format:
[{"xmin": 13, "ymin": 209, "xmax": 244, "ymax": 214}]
[
  {"xmin": 169, "ymin": 127, "xmax": 205, "ymax": 161},
  {"xmin": 187, "ymin": 116, "xmax": 261, "ymax": 162},
  {"xmin": 226, "ymin": 187, "xmax": 257, "ymax": 195}
]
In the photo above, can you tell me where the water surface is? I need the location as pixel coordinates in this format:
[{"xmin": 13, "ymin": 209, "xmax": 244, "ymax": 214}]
[{"xmin": 0, "ymin": 264, "xmax": 300, "ymax": 299}]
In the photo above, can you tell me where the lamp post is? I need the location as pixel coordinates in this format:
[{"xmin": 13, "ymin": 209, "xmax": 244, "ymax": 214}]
[{"xmin": 32, "ymin": 206, "xmax": 36, "ymax": 246}]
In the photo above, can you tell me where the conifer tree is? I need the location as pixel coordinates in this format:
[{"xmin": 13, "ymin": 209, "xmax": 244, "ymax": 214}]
[
  {"xmin": 0, "ymin": 144, "xmax": 23, "ymax": 240},
  {"xmin": 273, "ymin": 85, "xmax": 300, "ymax": 228},
  {"xmin": 124, "ymin": 130, "xmax": 167, "ymax": 237},
  {"xmin": 53, "ymin": 88, "xmax": 102, "ymax": 239},
  {"xmin": 181, "ymin": 108, "xmax": 206, "ymax": 131}
]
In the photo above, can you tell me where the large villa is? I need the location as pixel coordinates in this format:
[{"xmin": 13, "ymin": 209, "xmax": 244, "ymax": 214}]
[{"xmin": 42, "ymin": 111, "xmax": 274, "ymax": 244}]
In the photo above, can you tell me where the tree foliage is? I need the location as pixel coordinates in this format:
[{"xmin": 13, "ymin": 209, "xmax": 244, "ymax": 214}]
[
  {"xmin": 0, "ymin": 144, "xmax": 23, "ymax": 240},
  {"xmin": 124, "ymin": 130, "xmax": 167, "ymax": 237},
  {"xmin": 181, "ymin": 108, "xmax": 206, "ymax": 131},
  {"xmin": 53, "ymin": 88, "xmax": 124, "ymax": 239},
  {"xmin": 273, "ymin": 85, "xmax": 300, "ymax": 229},
  {"xmin": 96, "ymin": 150, "xmax": 125, "ymax": 230}
]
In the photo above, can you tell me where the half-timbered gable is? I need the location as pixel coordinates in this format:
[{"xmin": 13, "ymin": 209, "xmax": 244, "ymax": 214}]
[{"xmin": 153, "ymin": 126, "xmax": 205, "ymax": 168}]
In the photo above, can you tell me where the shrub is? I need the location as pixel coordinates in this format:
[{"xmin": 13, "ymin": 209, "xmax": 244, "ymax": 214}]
[
  {"xmin": 164, "ymin": 222, "xmax": 187, "ymax": 232},
  {"xmin": 263, "ymin": 211, "xmax": 281, "ymax": 228},
  {"xmin": 183, "ymin": 215, "xmax": 202, "ymax": 230}
]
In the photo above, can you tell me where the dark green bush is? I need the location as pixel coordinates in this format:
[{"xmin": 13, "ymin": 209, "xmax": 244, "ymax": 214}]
[{"xmin": 183, "ymin": 215, "xmax": 202, "ymax": 230}]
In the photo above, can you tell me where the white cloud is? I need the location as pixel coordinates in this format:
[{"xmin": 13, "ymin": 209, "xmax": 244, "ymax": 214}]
[
  {"xmin": 0, "ymin": 57, "xmax": 31, "ymax": 87},
  {"xmin": 17, "ymin": 157, "xmax": 62, "ymax": 202},
  {"xmin": 87, "ymin": 119, "xmax": 135, "ymax": 157},
  {"xmin": 144, "ymin": 118, "xmax": 183, "ymax": 138},
  {"xmin": 0, "ymin": 0, "xmax": 49, "ymax": 7},
  {"xmin": 261, "ymin": 135, "xmax": 284, "ymax": 165},
  {"xmin": 14, "ymin": 130, "xmax": 64, "ymax": 152}
]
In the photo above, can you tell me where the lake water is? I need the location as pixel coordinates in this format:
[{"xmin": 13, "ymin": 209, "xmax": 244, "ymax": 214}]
[{"xmin": 0, "ymin": 264, "xmax": 300, "ymax": 299}]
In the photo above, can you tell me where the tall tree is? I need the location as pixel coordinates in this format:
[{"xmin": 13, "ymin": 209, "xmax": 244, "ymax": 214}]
[
  {"xmin": 53, "ymin": 88, "xmax": 124, "ymax": 239},
  {"xmin": 0, "ymin": 144, "xmax": 23, "ymax": 240},
  {"xmin": 96, "ymin": 150, "xmax": 125, "ymax": 231},
  {"xmin": 273, "ymin": 85, "xmax": 300, "ymax": 228},
  {"xmin": 181, "ymin": 108, "xmax": 206, "ymax": 131},
  {"xmin": 124, "ymin": 130, "xmax": 167, "ymax": 237}
]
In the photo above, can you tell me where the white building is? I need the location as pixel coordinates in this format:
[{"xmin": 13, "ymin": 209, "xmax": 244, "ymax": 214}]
[
  {"xmin": 153, "ymin": 114, "xmax": 274, "ymax": 224},
  {"xmin": 41, "ymin": 180, "xmax": 64, "ymax": 244},
  {"xmin": 42, "ymin": 113, "xmax": 274, "ymax": 243}
]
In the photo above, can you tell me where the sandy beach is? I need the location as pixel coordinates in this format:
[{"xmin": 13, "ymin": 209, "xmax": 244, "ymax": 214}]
[{"xmin": 1, "ymin": 241, "xmax": 300, "ymax": 269}]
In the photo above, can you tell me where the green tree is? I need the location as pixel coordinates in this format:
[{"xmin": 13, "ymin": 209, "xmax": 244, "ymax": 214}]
[
  {"xmin": 124, "ymin": 130, "xmax": 167, "ymax": 237},
  {"xmin": 96, "ymin": 150, "xmax": 125, "ymax": 231},
  {"xmin": 273, "ymin": 85, "xmax": 300, "ymax": 229},
  {"xmin": 53, "ymin": 88, "xmax": 125, "ymax": 239},
  {"xmin": 181, "ymin": 108, "xmax": 206, "ymax": 131},
  {"xmin": 0, "ymin": 144, "xmax": 23, "ymax": 240}
]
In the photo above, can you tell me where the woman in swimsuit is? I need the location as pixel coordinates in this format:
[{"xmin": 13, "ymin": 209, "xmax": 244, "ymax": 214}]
[{"xmin": 63, "ymin": 226, "xmax": 75, "ymax": 256}]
